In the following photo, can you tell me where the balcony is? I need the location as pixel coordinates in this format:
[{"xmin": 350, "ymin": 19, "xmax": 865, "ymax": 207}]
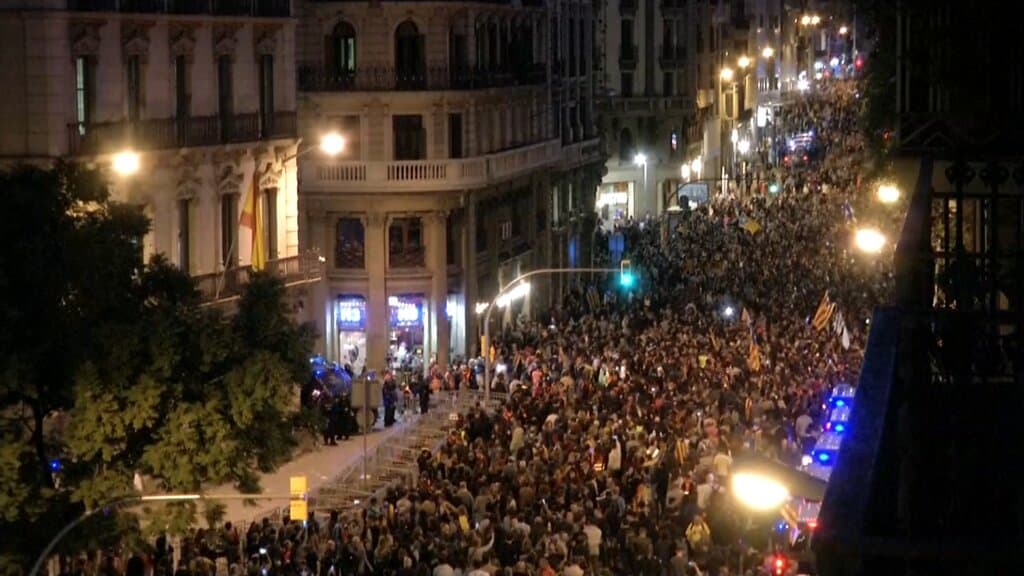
[
  {"xmin": 66, "ymin": 0, "xmax": 292, "ymax": 16},
  {"xmin": 67, "ymin": 112, "xmax": 296, "ymax": 156},
  {"xmin": 302, "ymin": 139, "xmax": 561, "ymax": 194},
  {"xmin": 560, "ymin": 137, "xmax": 605, "ymax": 169},
  {"xmin": 298, "ymin": 64, "xmax": 546, "ymax": 92},
  {"xmin": 194, "ymin": 253, "xmax": 323, "ymax": 304},
  {"xmin": 599, "ymin": 96, "xmax": 694, "ymax": 115}
]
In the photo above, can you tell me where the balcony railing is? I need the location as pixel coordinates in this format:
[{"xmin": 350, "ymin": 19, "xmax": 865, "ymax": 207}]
[
  {"xmin": 66, "ymin": 0, "xmax": 291, "ymax": 16},
  {"xmin": 298, "ymin": 64, "xmax": 546, "ymax": 92},
  {"xmin": 560, "ymin": 137, "xmax": 605, "ymax": 169},
  {"xmin": 598, "ymin": 96, "xmax": 694, "ymax": 115},
  {"xmin": 67, "ymin": 112, "xmax": 296, "ymax": 155},
  {"xmin": 303, "ymin": 139, "xmax": 561, "ymax": 193},
  {"xmin": 194, "ymin": 252, "xmax": 323, "ymax": 303},
  {"xmin": 389, "ymin": 247, "xmax": 425, "ymax": 269}
]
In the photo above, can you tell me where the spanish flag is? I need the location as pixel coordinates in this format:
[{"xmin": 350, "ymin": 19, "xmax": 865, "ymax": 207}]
[
  {"xmin": 812, "ymin": 291, "xmax": 836, "ymax": 331},
  {"xmin": 240, "ymin": 167, "xmax": 266, "ymax": 271}
]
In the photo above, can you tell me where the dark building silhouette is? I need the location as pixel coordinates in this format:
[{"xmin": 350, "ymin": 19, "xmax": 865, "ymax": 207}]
[{"xmin": 814, "ymin": 1, "xmax": 1024, "ymax": 575}]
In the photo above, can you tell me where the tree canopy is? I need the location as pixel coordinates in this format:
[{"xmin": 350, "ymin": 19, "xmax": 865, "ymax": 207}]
[{"xmin": 0, "ymin": 164, "xmax": 314, "ymax": 571}]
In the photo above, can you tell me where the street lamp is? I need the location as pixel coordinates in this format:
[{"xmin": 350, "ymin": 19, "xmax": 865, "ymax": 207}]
[
  {"xmin": 877, "ymin": 183, "xmax": 901, "ymax": 204},
  {"xmin": 839, "ymin": 25, "xmax": 849, "ymax": 35},
  {"xmin": 691, "ymin": 156, "xmax": 702, "ymax": 178},
  {"xmin": 762, "ymin": 46, "xmax": 775, "ymax": 59},
  {"xmin": 800, "ymin": 15, "xmax": 812, "ymax": 26},
  {"xmin": 720, "ymin": 67, "xmax": 735, "ymax": 82},
  {"xmin": 112, "ymin": 150, "xmax": 141, "ymax": 176},
  {"xmin": 681, "ymin": 163, "xmax": 691, "ymax": 182},
  {"xmin": 854, "ymin": 227, "xmax": 887, "ymax": 253},
  {"xmin": 319, "ymin": 132, "xmax": 346, "ymax": 156},
  {"xmin": 811, "ymin": 15, "xmax": 821, "ymax": 25},
  {"xmin": 738, "ymin": 56, "xmax": 751, "ymax": 70}
]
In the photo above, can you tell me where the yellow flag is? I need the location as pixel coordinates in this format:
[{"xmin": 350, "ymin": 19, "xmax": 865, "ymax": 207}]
[{"xmin": 240, "ymin": 169, "xmax": 265, "ymax": 271}]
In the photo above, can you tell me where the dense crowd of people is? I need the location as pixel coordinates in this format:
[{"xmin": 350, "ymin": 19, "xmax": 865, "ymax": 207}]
[{"xmin": 57, "ymin": 80, "xmax": 890, "ymax": 576}]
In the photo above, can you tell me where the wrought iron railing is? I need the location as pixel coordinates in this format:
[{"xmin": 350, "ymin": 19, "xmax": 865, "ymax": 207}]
[
  {"xmin": 67, "ymin": 112, "xmax": 296, "ymax": 155},
  {"xmin": 66, "ymin": 0, "xmax": 291, "ymax": 16},
  {"xmin": 298, "ymin": 63, "xmax": 545, "ymax": 92},
  {"xmin": 194, "ymin": 251, "xmax": 323, "ymax": 303}
]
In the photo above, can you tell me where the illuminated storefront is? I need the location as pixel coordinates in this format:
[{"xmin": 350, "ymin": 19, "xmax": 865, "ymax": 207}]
[
  {"xmin": 596, "ymin": 182, "xmax": 633, "ymax": 230},
  {"xmin": 334, "ymin": 296, "xmax": 367, "ymax": 375},
  {"xmin": 388, "ymin": 295, "xmax": 424, "ymax": 372}
]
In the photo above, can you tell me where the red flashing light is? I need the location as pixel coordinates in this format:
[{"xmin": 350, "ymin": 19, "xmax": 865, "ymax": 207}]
[
  {"xmin": 855, "ymin": 58, "xmax": 863, "ymax": 69},
  {"xmin": 774, "ymin": 556, "xmax": 786, "ymax": 576},
  {"xmin": 808, "ymin": 520, "xmax": 818, "ymax": 530}
]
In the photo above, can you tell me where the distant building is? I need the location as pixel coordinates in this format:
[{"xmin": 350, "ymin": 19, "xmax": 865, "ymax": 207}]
[
  {"xmin": 0, "ymin": 0, "xmax": 306, "ymax": 302},
  {"xmin": 294, "ymin": 0, "xmax": 604, "ymax": 372}
]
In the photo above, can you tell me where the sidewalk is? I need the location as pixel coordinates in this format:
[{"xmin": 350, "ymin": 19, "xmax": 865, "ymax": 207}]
[{"xmin": 210, "ymin": 417, "xmax": 413, "ymax": 526}]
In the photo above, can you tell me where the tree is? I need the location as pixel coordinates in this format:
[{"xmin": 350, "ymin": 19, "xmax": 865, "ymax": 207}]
[{"xmin": 0, "ymin": 165, "xmax": 315, "ymax": 569}]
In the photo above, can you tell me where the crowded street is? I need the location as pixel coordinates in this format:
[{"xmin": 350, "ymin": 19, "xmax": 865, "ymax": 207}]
[{"xmin": 120, "ymin": 79, "xmax": 890, "ymax": 576}]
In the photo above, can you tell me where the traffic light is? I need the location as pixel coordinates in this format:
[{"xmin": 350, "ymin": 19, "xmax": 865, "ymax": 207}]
[
  {"xmin": 774, "ymin": 554, "xmax": 787, "ymax": 576},
  {"xmin": 619, "ymin": 259, "xmax": 635, "ymax": 287}
]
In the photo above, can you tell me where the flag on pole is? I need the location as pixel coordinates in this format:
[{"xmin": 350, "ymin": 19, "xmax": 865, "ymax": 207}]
[
  {"xmin": 747, "ymin": 340, "xmax": 762, "ymax": 372},
  {"xmin": 832, "ymin": 310, "xmax": 846, "ymax": 337},
  {"xmin": 741, "ymin": 307, "xmax": 752, "ymax": 326},
  {"xmin": 812, "ymin": 291, "xmax": 836, "ymax": 331},
  {"xmin": 240, "ymin": 168, "xmax": 266, "ymax": 271}
]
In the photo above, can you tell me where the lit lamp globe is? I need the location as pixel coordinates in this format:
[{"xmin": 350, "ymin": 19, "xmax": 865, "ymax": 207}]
[
  {"xmin": 720, "ymin": 67, "xmax": 735, "ymax": 82},
  {"xmin": 762, "ymin": 46, "xmax": 775, "ymax": 59},
  {"xmin": 320, "ymin": 132, "xmax": 346, "ymax": 156},
  {"xmin": 877, "ymin": 183, "xmax": 901, "ymax": 204},
  {"xmin": 738, "ymin": 56, "xmax": 751, "ymax": 70},
  {"xmin": 681, "ymin": 164, "xmax": 691, "ymax": 181},
  {"xmin": 854, "ymin": 228, "xmax": 886, "ymax": 254},
  {"xmin": 732, "ymin": 472, "xmax": 791, "ymax": 511},
  {"xmin": 691, "ymin": 157, "xmax": 703, "ymax": 177},
  {"xmin": 112, "ymin": 151, "xmax": 141, "ymax": 176}
]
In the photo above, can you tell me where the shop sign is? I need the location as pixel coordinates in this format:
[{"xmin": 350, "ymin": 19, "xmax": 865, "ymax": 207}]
[{"xmin": 336, "ymin": 297, "xmax": 366, "ymax": 330}]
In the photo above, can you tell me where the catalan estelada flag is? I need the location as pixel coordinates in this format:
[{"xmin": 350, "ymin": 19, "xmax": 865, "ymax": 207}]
[{"xmin": 812, "ymin": 291, "xmax": 836, "ymax": 331}]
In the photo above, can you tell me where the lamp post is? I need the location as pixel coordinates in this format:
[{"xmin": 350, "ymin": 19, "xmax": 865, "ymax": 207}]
[{"xmin": 482, "ymin": 267, "xmax": 621, "ymax": 403}]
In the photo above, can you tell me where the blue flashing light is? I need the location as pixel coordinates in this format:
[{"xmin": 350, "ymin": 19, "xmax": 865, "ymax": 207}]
[
  {"xmin": 834, "ymin": 423, "xmax": 846, "ymax": 433},
  {"xmin": 834, "ymin": 399, "xmax": 846, "ymax": 407},
  {"xmin": 816, "ymin": 452, "xmax": 832, "ymax": 464},
  {"xmin": 49, "ymin": 459, "xmax": 62, "ymax": 472},
  {"xmin": 619, "ymin": 272, "xmax": 635, "ymax": 288}
]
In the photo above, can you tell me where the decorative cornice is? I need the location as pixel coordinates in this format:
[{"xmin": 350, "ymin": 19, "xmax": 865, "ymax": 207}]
[
  {"xmin": 69, "ymin": 21, "xmax": 102, "ymax": 57},
  {"xmin": 169, "ymin": 23, "xmax": 198, "ymax": 60},
  {"xmin": 213, "ymin": 24, "xmax": 241, "ymax": 59},
  {"xmin": 121, "ymin": 21, "xmax": 152, "ymax": 60},
  {"xmin": 254, "ymin": 25, "xmax": 280, "ymax": 56}
]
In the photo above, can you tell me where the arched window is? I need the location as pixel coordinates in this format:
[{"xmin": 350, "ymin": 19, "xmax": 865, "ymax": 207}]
[
  {"xmin": 325, "ymin": 21, "xmax": 356, "ymax": 86},
  {"xmin": 619, "ymin": 127, "xmax": 634, "ymax": 161},
  {"xmin": 395, "ymin": 21, "xmax": 425, "ymax": 89}
]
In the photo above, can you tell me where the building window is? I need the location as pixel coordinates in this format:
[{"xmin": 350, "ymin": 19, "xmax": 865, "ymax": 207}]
[
  {"xmin": 393, "ymin": 115, "xmax": 425, "ymax": 160},
  {"xmin": 262, "ymin": 188, "xmax": 278, "ymax": 261},
  {"xmin": 335, "ymin": 217, "xmax": 365, "ymax": 269},
  {"xmin": 217, "ymin": 56, "xmax": 234, "ymax": 139},
  {"xmin": 621, "ymin": 72, "xmax": 633, "ymax": 97},
  {"xmin": 448, "ymin": 113, "xmax": 463, "ymax": 159},
  {"xmin": 663, "ymin": 72, "xmax": 674, "ymax": 96},
  {"xmin": 619, "ymin": 127, "xmax": 634, "ymax": 160},
  {"xmin": 620, "ymin": 19, "xmax": 634, "ymax": 57},
  {"xmin": 75, "ymin": 56, "xmax": 94, "ymax": 133},
  {"xmin": 395, "ymin": 20, "xmax": 425, "ymax": 89},
  {"xmin": 476, "ymin": 209, "xmax": 487, "ymax": 252},
  {"xmin": 326, "ymin": 21, "xmax": 357, "ymax": 81},
  {"xmin": 178, "ymin": 198, "xmax": 194, "ymax": 274},
  {"xmin": 551, "ymin": 186, "xmax": 560, "ymax": 226},
  {"xmin": 389, "ymin": 217, "xmax": 424, "ymax": 268},
  {"xmin": 696, "ymin": 25, "xmax": 704, "ymax": 53},
  {"xmin": 174, "ymin": 55, "xmax": 191, "ymax": 119},
  {"xmin": 220, "ymin": 194, "xmax": 238, "ymax": 268},
  {"xmin": 258, "ymin": 54, "xmax": 275, "ymax": 136},
  {"xmin": 499, "ymin": 220, "xmax": 512, "ymax": 241},
  {"xmin": 125, "ymin": 55, "xmax": 143, "ymax": 122}
]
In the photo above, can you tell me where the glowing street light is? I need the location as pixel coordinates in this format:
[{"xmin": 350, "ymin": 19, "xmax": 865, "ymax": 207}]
[
  {"xmin": 633, "ymin": 152, "xmax": 647, "ymax": 167},
  {"xmin": 800, "ymin": 15, "xmax": 812, "ymax": 26},
  {"xmin": 720, "ymin": 67, "xmax": 735, "ymax": 81},
  {"xmin": 112, "ymin": 150, "xmax": 140, "ymax": 176},
  {"xmin": 680, "ymin": 163, "xmax": 691, "ymax": 181},
  {"xmin": 690, "ymin": 157, "xmax": 703, "ymax": 178},
  {"xmin": 732, "ymin": 472, "xmax": 791, "ymax": 511},
  {"xmin": 811, "ymin": 15, "xmax": 821, "ymax": 25},
  {"xmin": 854, "ymin": 227, "xmax": 887, "ymax": 253},
  {"xmin": 762, "ymin": 46, "xmax": 775, "ymax": 59},
  {"xmin": 319, "ymin": 132, "xmax": 346, "ymax": 156},
  {"xmin": 738, "ymin": 55, "xmax": 751, "ymax": 69},
  {"xmin": 737, "ymin": 139, "xmax": 751, "ymax": 155},
  {"xmin": 495, "ymin": 282, "xmax": 531, "ymax": 309},
  {"xmin": 797, "ymin": 78, "xmax": 810, "ymax": 91},
  {"xmin": 877, "ymin": 183, "xmax": 901, "ymax": 204},
  {"xmin": 839, "ymin": 25, "xmax": 849, "ymax": 35}
]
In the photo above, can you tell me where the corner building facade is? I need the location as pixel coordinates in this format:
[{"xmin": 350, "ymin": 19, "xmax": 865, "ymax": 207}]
[
  {"xmin": 295, "ymin": 0, "xmax": 604, "ymax": 373},
  {"xmin": 0, "ymin": 1, "xmax": 302, "ymax": 297}
]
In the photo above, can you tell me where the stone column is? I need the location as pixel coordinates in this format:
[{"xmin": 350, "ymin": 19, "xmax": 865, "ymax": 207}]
[
  {"xmin": 426, "ymin": 211, "xmax": 449, "ymax": 368},
  {"xmin": 365, "ymin": 212, "xmax": 389, "ymax": 372},
  {"xmin": 464, "ymin": 201, "xmax": 478, "ymax": 356},
  {"xmin": 307, "ymin": 207, "xmax": 330, "ymax": 359}
]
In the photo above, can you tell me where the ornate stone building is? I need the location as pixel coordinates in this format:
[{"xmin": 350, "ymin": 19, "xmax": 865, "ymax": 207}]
[{"xmin": 294, "ymin": 0, "xmax": 604, "ymax": 371}]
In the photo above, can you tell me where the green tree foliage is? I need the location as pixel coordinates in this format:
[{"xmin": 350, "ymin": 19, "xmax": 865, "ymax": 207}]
[{"xmin": 0, "ymin": 165, "xmax": 314, "ymax": 569}]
